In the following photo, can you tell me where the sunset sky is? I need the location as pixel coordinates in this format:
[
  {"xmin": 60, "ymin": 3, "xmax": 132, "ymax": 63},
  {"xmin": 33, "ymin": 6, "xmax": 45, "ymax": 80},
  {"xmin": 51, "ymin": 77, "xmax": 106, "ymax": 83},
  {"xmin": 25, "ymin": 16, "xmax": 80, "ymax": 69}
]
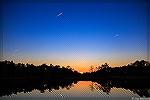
[{"xmin": 2, "ymin": 0, "xmax": 149, "ymax": 72}]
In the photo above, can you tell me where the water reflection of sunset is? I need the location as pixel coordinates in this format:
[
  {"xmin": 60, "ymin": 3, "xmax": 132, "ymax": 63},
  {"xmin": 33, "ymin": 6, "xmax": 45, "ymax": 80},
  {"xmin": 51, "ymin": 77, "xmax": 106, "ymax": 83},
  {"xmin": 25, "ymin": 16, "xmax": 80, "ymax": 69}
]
[{"xmin": 5, "ymin": 81, "xmax": 140, "ymax": 98}]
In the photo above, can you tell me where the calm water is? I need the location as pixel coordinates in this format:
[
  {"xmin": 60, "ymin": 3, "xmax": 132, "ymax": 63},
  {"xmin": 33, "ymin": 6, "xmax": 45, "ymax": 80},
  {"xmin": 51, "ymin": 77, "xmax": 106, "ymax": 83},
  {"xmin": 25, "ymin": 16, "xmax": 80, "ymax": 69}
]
[{"xmin": 1, "ymin": 81, "xmax": 147, "ymax": 99}]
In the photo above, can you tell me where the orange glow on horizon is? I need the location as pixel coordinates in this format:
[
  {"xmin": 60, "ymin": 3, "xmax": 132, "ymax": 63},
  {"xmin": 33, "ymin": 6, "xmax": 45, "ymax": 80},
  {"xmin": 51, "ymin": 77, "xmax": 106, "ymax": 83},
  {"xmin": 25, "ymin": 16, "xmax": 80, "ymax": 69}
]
[{"xmin": 7, "ymin": 56, "xmax": 147, "ymax": 73}]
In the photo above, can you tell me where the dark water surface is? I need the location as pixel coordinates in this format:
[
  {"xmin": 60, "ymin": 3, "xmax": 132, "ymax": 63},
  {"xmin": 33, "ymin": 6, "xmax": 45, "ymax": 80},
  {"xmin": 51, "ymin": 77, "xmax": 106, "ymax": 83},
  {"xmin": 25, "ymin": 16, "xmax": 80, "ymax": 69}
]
[{"xmin": 0, "ymin": 78, "xmax": 150, "ymax": 100}]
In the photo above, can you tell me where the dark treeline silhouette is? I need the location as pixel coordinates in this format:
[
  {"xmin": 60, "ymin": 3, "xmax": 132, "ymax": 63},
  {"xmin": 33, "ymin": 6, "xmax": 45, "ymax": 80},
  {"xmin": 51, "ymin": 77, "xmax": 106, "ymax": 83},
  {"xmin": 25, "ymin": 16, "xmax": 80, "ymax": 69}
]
[
  {"xmin": 1, "ymin": 60, "xmax": 150, "ymax": 80},
  {"xmin": 82, "ymin": 60, "xmax": 150, "ymax": 80},
  {"xmin": 0, "ymin": 60, "xmax": 150, "ymax": 97},
  {"xmin": 0, "ymin": 60, "xmax": 80, "ymax": 97},
  {"xmin": 0, "ymin": 60, "xmax": 81, "ymax": 80}
]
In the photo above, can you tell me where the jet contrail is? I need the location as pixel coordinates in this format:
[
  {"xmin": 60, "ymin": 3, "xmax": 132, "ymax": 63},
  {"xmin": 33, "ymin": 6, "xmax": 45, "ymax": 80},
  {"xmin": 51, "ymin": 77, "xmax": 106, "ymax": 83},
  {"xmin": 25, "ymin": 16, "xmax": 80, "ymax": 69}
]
[
  {"xmin": 113, "ymin": 34, "xmax": 119, "ymax": 37},
  {"xmin": 57, "ymin": 12, "xmax": 63, "ymax": 17}
]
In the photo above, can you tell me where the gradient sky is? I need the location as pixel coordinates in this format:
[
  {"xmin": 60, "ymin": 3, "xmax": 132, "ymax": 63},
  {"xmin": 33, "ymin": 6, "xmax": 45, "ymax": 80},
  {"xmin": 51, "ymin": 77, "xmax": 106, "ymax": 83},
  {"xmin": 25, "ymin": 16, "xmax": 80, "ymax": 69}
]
[{"xmin": 2, "ymin": 0, "xmax": 149, "ymax": 72}]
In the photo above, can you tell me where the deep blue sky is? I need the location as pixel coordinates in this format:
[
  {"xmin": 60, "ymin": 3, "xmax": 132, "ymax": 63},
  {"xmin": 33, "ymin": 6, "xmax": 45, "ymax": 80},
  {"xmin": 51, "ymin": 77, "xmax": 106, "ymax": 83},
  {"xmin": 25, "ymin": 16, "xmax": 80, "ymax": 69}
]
[{"xmin": 2, "ymin": 0, "xmax": 148, "ymax": 72}]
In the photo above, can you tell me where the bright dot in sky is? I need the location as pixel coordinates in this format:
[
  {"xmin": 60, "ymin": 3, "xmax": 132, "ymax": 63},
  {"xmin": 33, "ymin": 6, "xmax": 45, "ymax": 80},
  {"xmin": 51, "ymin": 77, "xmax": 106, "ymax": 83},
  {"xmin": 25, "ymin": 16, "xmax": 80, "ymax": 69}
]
[{"xmin": 57, "ymin": 12, "xmax": 63, "ymax": 17}]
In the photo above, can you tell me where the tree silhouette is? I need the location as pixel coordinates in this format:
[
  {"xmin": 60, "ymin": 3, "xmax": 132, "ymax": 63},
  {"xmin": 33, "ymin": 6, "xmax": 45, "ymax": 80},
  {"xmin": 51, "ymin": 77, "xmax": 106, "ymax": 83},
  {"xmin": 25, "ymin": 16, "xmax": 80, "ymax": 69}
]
[
  {"xmin": 0, "ymin": 60, "xmax": 150, "ymax": 97},
  {"xmin": 89, "ymin": 65, "xmax": 94, "ymax": 72}
]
